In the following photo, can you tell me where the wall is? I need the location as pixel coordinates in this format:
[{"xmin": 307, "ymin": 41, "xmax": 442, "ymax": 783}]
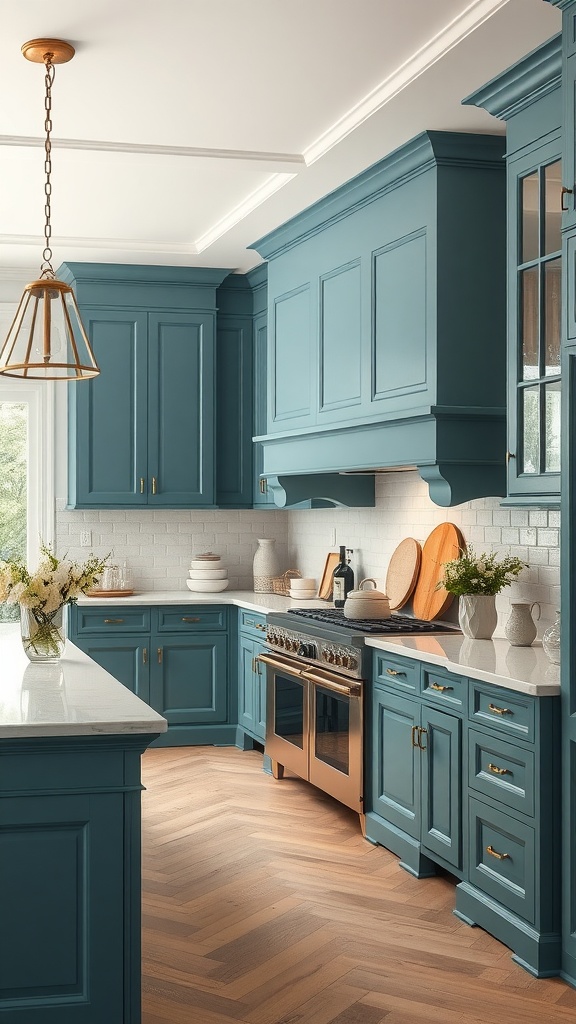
[{"xmin": 285, "ymin": 471, "xmax": 560, "ymax": 637}]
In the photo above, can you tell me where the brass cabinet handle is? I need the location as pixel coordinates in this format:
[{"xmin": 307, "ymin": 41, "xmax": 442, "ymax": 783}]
[
  {"xmin": 430, "ymin": 682, "xmax": 453, "ymax": 692},
  {"xmin": 140, "ymin": 477, "xmax": 145, "ymax": 494},
  {"xmin": 251, "ymin": 656, "xmax": 256, "ymax": 673},
  {"xmin": 181, "ymin": 617, "xmax": 200, "ymax": 623},
  {"xmin": 143, "ymin": 647, "xmax": 148, "ymax": 665},
  {"xmin": 157, "ymin": 647, "xmax": 162, "ymax": 664},
  {"xmin": 387, "ymin": 668, "xmax": 406, "ymax": 677},
  {"xmin": 505, "ymin": 451, "xmax": 516, "ymax": 466},
  {"xmin": 151, "ymin": 476, "xmax": 157, "ymax": 495},
  {"xmin": 488, "ymin": 703, "xmax": 512, "ymax": 716},
  {"xmin": 257, "ymin": 661, "xmax": 262, "ymax": 676},
  {"xmin": 488, "ymin": 763, "xmax": 511, "ymax": 776},
  {"xmin": 255, "ymin": 623, "xmax": 267, "ymax": 631},
  {"xmin": 259, "ymin": 478, "xmax": 267, "ymax": 494},
  {"xmin": 104, "ymin": 618, "xmax": 124, "ymax": 624},
  {"xmin": 561, "ymin": 185, "xmax": 573, "ymax": 211},
  {"xmin": 418, "ymin": 726, "xmax": 427, "ymax": 750},
  {"xmin": 486, "ymin": 845, "xmax": 510, "ymax": 861},
  {"xmin": 411, "ymin": 725, "xmax": 421, "ymax": 749}
]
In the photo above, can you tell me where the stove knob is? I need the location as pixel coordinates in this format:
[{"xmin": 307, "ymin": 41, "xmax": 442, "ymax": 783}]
[
  {"xmin": 341, "ymin": 655, "xmax": 349, "ymax": 669},
  {"xmin": 348, "ymin": 656, "xmax": 357, "ymax": 671},
  {"xmin": 298, "ymin": 642, "xmax": 317, "ymax": 659},
  {"xmin": 334, "ymin": 653, "xmax": 343, "ymax": 666},
  {"xmin": 289, "ymin": 638, "xmax": 299, "ymax": 652},
  {"xmin": 321, "ymin": 650, "xmax": 330, "ymax": 662},
  {"xmin": 327, "ymin": 651, "xmax": 335, "ymax": 664},
  {"xmin": 278, "ymin": 636, "xmax": 286, "ymax": 648}
]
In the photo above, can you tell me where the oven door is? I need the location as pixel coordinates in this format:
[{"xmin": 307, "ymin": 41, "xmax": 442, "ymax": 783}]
[
  {"xmin": 261, "ymin": 652, "xmax": 309, "ymax": 782},
  {"xmin": 303, "ymin": 667, "xmax": 363, "ymax": 814}
]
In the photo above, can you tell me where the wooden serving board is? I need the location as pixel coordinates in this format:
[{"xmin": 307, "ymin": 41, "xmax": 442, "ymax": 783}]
[
  {"xmin": 385, "ymin": 538, "xmax": 422, "ymax": 610},
  {"xmin": 318, "ymin": 552, "xmax": 340, "ymax": 600},
  {"xmin": 86, "ymin": 589, "xmax": 135, "ymax": 598},
  {"xmin": 412, "ymin": 523, "xmax": 464, "ymax": 621}
]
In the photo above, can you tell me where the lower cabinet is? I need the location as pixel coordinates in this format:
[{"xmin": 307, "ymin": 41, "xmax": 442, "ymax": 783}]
[
  {"xmin": 237, "ymin": 609, "xmax": 267, "ymax": 746},
  {"xmin": 69, "ymin": 604, "xmax": 236, "ymax": 746},
  {"xmin": 366, "ymin": 653, "xmax": 561, "ymax": 978}
]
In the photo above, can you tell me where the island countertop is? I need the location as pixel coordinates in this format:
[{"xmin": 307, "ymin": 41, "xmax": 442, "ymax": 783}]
[
  {"xmin": 366, "ymin": 634, "xmax": 560, "ymax": 696},
  {"xmin": 0, "ymin": 626, "xmax": 168, "ymax": 739}
]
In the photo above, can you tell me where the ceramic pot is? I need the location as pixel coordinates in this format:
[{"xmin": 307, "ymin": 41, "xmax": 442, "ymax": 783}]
[
  {"xmin": 20, "ymin": 604, "xmax": 66, "ymax": 662},
  {"xmin": 253, "ymin": 539, "xmax": 280, "ymax": 594},
  {"xmin": 458, "ymin": 594, "xmax": 497, "ymax": 640},
  {"xmin": 343, "ymin": 579, "xmax": 391, "ymax": 620},
  {"xmin": 504, "ymin": 601, "xmax": 540, "ymax": 647}
]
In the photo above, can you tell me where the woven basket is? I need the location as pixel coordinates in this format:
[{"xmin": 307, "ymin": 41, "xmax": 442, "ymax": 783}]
[{"xmin": 272, "ymin": 570, "xmax": 302, "ymax": 595}]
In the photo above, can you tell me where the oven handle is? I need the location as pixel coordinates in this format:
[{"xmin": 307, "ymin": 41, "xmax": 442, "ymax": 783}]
[
  {"xmin": 257, "ymin": 652, "xmax": 305, "ymax": 676},
  {"xmin": 301, "ymin": 668, "xmax": 361, "ymax": 698}
]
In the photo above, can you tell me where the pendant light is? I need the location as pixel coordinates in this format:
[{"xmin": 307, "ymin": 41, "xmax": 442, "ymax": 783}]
[{"xmin": 0, "ymin": 39, "xmax": 100, "ymax": 381}]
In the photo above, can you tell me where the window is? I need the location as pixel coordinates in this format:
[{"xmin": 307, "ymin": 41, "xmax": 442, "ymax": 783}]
[{"xmin": 0, "ymin": 381, "xmax": 54, "ymax": 621}]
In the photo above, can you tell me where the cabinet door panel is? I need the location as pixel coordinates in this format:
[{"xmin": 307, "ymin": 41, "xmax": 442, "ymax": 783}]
[
  {"xmin": 253, "ymin": 315, "xmax": 275, "ymax": 507},
  {"xmin": 239, "ymin": 636, "xmax": 257, "ymax": 734},
  {"xmin": 151, "ymin": 635, "xmax": 227, "ymax": 724},
  {"xmin": 420, "ymin": 706, "xmax": 461, "ymax": 869},
  {"xmin": 254, "ymin": 641, "xmax": 267, "ymax": 741},
  {"xmin": 271, "ymin": 285, "xmax": 314, "ymax": 427},
  {"xmin": 372, "ymin": 687, "xmax": 420, "ymax": 839},
  {"xmin": 70, "ymin": 309, "xmax": 148, "ymax": 506},
  {"xmin": 78, "ymin": 638, "xmax": 150, "ymax": 704},
  {"xmin": 148, "ymin": 312, "xmax": 215, "ymax": 506}
]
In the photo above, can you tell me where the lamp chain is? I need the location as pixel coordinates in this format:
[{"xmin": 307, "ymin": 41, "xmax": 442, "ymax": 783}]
[{"xmin": 41, "ymin": 56, "xmax": 55, "ymax": 278}]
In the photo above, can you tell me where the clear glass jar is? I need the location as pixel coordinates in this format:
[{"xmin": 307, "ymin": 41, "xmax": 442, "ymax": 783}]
[{"xmin": 542, "ymin": 610, "xmax": 561, "ymax": 665}]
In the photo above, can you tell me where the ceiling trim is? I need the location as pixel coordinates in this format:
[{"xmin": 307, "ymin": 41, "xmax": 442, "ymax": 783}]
[
  {"xmin": 195, "ymin": 173, "xmax": 297, "ymax": 253},
  {"xmin": 303, "ymin": 0, "xmax": 513, "ymax": 165},
  {"xmin": 0, "ymin": 233, "xmax": 199, "ymax": 255},
  {"xmin": 0, "ymin": 134, "xmax": 305, "ymax": 171}
]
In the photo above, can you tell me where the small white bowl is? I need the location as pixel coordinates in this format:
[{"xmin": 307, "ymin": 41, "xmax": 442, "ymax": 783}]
[
  {"xmin": 190, "ymin": 557, "xmax": 222, "ymax": 570},
  {"xmin": 290, "ymin": 577, "xmax": 316, "ymax": 590},
  {"xmin": 290, "ymin": 589, "xmax": 317, "ymax": 599},
  {"xmin": 186, "ymin": 579, "xmax": 229, "ymax": 593},
  {"xmin": 189, "ymin": 568, "xmax": 228, "ymax": 579}
]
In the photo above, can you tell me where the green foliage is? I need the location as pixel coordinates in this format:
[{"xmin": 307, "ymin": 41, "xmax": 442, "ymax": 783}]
[{"xmin": 439, "ymin": 546, "xmax": 527, "ymax": 596}]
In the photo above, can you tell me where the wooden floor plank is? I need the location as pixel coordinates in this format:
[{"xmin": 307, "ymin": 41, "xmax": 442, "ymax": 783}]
[{"xmin": 141, "ymin": 746, "xmax": 576, "ymax": 1024}]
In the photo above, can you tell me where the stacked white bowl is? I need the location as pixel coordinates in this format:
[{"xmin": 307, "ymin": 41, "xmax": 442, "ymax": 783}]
[
  {"xmin": 289, "ymin": 577, "xmax": 317, "ymax": 600},
  {"xmin": 187, "ymin": 552, "xmax": 229, "ymax": 593}
]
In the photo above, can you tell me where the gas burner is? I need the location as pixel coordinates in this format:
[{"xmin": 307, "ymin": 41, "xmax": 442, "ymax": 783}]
[{"xmin": 286, "ymin": 607, "xmax": 459, "ymax": 635}]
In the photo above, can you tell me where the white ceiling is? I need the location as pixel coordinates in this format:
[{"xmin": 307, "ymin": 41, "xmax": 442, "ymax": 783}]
[{"xmin": 0, "ymin": 0, "xmax": 561, "ymax": 276}]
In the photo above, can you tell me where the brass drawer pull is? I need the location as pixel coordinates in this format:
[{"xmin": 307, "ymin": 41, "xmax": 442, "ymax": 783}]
[
  {"xmin": 157, "ymin": 647, "xmax": 163, "ymax": 664},
  {"xmin": 181, "ymin": 617, "xmax": 200, "ymax": 623},
  {"xmin": 430, "ymin": 682, "xmax": 453, "ymax": 692},
  {"xmin": 387, "ymin": 668, "xmax": 406, "ymax": 677},
  {"xmin": 152, "ymin": 476, "xmax": 157, "ymax": 495},
  {"xmin": 561, "ymin": 185, "xmax": 573, "ymax": 211},
  {"xmin": 140, "ymin": 477, "xmax": 145, "ymax": 493},
  {"xmin": 143, "ymin": 647, "xmax": 148, "ymax": 665},
  {"xmin": 104, "ymin": 618, "xmax": 124, "ymax": 624},
  {"xmin": 418, "ymin": 726, "xmax": 427, "ymax": 750},
  {"xmin": 486, "ymin": 845, "xmax": 510, "ymax": 861},
  {"xmin": 411, "ymin": 725, "xmax": 420, "ymax": 748},
  {"xmin": 255, "ymin": 623, "xmax": 267, "ymax": 631},
  {"xmin": 488, "ymin": 703, "xmax": 512, "ymax": 716},
  {"xmin": 488, "ymin": 763, "xmax": 511, "ymax": 776},
  {"xmin": 259, "ymin": 478, "xmax": 267, "ymax": 494}
]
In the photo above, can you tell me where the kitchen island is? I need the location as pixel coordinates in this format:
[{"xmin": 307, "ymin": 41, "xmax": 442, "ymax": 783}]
[{"xmin": 0, "ymin": 627, "xmax": 167, "ymax": 1022}]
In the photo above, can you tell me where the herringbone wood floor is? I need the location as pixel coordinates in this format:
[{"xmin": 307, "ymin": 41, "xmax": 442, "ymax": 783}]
[{"xmin": 141, "ymin": 746, "xmax": 576, "ymax": 1024}]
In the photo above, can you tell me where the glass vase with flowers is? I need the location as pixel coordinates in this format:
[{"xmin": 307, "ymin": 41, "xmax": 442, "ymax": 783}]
[
  {"xmin": 439, "ymin": 546, "xmax": 526, "ymax": 640},
  {"xmin": 0, "ymin": 544, "xmax": 108, "ymax": 661}
]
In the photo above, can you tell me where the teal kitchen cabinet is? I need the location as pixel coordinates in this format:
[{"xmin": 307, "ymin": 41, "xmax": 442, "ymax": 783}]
[
  {"xmin": 62, "ymin": 264, "xmax": 229, "ymax": 509},
  {"xmin": 237, "ymin": 608, "xmax": 268, "ymax": 745},
  {"xmin": 68, "ymin": 603, "xmax": 236, "ymax": 746},
  {"xmin": 250, "ymin": 131, "xmax": 507, "ymax": 507},
  {"xmin": 366, "ymin": 650, "xmax": 561, "ymax": 977},
  {"xmin": 216, "ymin": 275, "xmax": 254, "ymax": 508},
  {"xmin": 464, "ymin": 36, "xmax": 562, "ymax": 505},
  {"xmin": 248, "ymin": 264, "xmax": 276, "ymax": 508}
]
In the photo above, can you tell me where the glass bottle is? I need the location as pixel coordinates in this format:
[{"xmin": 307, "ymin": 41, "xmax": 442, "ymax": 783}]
[
  {"xmin": 542, "ymin": 610, "xmax": 561, "ymax": 664},
  {"xmin": 332, "ymin": 546, "xmax": 354, "ymax": 608}
]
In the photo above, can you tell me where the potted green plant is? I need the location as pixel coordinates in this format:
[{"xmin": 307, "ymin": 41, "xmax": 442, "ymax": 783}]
[{"xmin": 439, "ymin": 547, "xmax": 526, "ymax": 639}]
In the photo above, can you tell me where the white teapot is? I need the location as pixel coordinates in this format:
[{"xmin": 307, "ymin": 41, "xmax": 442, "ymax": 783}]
[{"xmin": 343, "ymin": 578, "xmax": 391, "ymax": 620}]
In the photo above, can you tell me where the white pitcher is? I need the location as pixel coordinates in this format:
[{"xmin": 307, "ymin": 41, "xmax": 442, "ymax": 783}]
[{"xmin": 504, "ymin": 601, "xmax": 540, "ymax": 647}]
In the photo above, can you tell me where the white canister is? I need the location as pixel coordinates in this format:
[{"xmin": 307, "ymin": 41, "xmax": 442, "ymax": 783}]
[{"xmin": 252, "ymin": 538, "xmax": 280, "ymax": 594}]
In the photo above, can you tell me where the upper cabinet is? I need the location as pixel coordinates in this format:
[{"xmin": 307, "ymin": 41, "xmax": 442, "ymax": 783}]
[
  {"xmin": 464, "ymin": 35, "xmax": 562, "ymax": 506},
  {"xmin": 250, "ymin": 131, "xmax": 507, "ymax": 507},
  {"xmin": 62, "ymin": 264, "xmax": 229, "ymax": 509}
]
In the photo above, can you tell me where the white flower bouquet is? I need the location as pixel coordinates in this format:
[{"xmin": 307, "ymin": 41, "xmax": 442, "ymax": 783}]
[
  {"xmin": 439, "ymin": 546, "xmax": 526, "ymax": 597},
  {"xmin": 0, "ymin": 544, "xmax": 108, "ymax": 659}
]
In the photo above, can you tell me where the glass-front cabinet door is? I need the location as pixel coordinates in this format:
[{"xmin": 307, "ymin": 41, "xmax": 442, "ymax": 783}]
[{"xmin": 507, "ymin": 144, "xmax": 561, "ymax": 503}]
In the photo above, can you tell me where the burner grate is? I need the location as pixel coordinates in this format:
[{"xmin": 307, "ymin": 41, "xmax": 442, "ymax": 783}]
[{"xmin": 286, "ymin": 607, "xmax": 458, "ymax": 634}]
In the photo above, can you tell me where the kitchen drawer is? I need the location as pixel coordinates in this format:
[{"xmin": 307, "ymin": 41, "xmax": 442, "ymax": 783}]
[
  {"xmin": 469, "ymin": 683, "xmax": 534, "ymax": 743},
  {"xmin": 238, "ymin": 608, "xmax": 268, "ymax": 640},
  {"xmin": 468, "ymin": 728, "xmax": 535, "ymax": 817},
  {"xmin": 468, "ymin": 796, "xmax": 535, "ymax": 923},
  {"xmin": 74, "ymin": 606, "xmax": 151, "ymax": 635},
  {"xmin": 373, "ymin": 654, "xmax": 420, "ymax": 693},
  {"xmin": 155, "ymin": 606, "xmax": 227, "ymax": 633},
  {"xmin": 422, "ymin": 668, "xmax": 466, "ymax": 710}
]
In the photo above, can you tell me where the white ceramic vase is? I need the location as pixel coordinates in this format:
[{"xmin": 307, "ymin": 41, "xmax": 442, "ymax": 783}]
[
  {"xmin": 252, "ymin": 538, "xmax": 280, "ymax": 594},
  {"xmin": 458, "ymin": 594, "xmax": 498, "ymax": 640},
  {"xmin": 504, "ymin": 601, "xmax": 539, "ymax": 647}
]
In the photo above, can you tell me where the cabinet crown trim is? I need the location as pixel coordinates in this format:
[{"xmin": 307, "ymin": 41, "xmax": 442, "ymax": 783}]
[{"xmin": 462, "ymin": 34, "xmax": 561, "ymax": 121}]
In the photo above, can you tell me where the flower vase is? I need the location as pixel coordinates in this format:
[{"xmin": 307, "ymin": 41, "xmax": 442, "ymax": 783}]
[
  {"xmin": 253, "ymin": 539, "xmax": 280, "ymax": 594},
  {"xmin": 458, "ymin": 594, "xmax": 498, "ymax": 640},
  {"xmin": 20, "ymin": 604, "xmax": 66, "ymax": 662},
  {"xmin": 504, "ymin": 601, "xmax": 540, "ymax": 647}
]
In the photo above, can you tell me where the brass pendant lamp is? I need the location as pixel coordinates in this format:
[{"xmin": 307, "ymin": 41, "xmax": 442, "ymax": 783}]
[{"xmin": 0, "ymin": 39, "xmax": 100, "ymax": 381}]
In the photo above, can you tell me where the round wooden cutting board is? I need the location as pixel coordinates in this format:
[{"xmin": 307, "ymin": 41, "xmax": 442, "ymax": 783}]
[
  {"xmin": 385, "ymin": 538, "xmax": 422, "ymax": 610},
  {"xmin": 412, "ymin": 523, "xmax": 464, "ymax": 621}
]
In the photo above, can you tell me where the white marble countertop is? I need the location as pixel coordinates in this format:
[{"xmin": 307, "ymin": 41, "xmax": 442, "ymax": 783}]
[
  {"xmin": 77, "ymin": 589, "xmax": 325, "ymax": 614},
  {"xmin": 366, "ymin": 635, "xmax": 560, "ymax": 696},
  {"xmin": 0, "ymin": 626, "xmax": 168, "ymax": 739}
]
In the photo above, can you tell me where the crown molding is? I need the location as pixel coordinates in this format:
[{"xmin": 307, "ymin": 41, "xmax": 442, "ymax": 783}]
[{"xmin": 462, "ymin": 33, "xmax": 561, "ymax": 119}]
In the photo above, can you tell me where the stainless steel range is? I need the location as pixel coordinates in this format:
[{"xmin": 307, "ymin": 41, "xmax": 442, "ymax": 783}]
[{"xmin": 259, "ymin": 608, "xmax": 460, "ymax": 831}]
